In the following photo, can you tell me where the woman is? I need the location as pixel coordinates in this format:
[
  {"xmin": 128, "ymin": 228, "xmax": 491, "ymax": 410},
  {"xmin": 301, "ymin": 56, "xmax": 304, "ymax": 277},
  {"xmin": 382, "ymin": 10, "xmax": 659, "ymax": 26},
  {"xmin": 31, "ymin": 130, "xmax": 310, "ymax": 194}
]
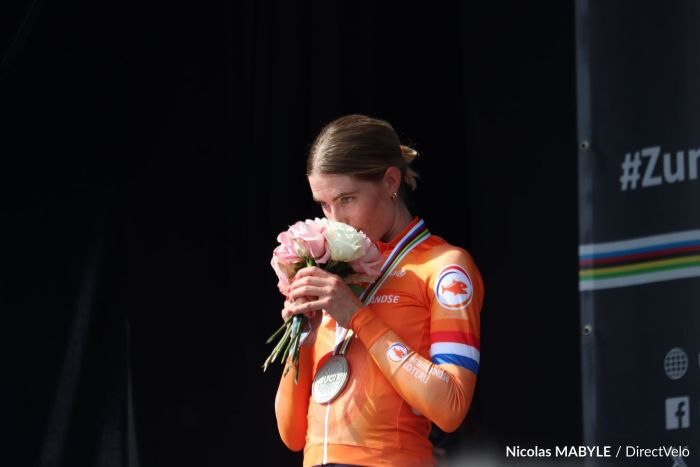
[{"xmin": 276, "ymin": 114, "xmax": 484, "ymax": 467}]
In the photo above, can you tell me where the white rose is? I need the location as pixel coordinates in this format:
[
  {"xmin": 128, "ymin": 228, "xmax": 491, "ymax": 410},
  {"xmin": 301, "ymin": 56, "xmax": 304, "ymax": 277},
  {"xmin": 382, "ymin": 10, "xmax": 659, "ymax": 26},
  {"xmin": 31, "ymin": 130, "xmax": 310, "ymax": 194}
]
[{"xmin": 324, "ymin": 219, "xmax": 367, "ymax": 262}]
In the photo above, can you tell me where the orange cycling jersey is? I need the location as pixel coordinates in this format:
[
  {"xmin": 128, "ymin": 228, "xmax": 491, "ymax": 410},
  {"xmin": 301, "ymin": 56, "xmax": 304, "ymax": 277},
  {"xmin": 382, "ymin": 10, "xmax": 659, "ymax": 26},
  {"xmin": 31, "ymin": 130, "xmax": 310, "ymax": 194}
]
[{"xmin": 275, "ymin": 217, "xmax": 484, "ymax": 467}]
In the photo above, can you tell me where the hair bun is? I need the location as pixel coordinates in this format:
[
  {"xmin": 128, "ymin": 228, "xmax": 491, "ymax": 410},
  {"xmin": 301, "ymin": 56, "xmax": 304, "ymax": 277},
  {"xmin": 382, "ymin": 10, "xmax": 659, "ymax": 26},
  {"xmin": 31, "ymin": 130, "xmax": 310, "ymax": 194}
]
[
  {"xmin": 399, "ymin": 145, "xmax": 419, "ymax": 191},
  {"xmin": 399, "ymin": 144, "xmax": 418, "ymax": 162}
]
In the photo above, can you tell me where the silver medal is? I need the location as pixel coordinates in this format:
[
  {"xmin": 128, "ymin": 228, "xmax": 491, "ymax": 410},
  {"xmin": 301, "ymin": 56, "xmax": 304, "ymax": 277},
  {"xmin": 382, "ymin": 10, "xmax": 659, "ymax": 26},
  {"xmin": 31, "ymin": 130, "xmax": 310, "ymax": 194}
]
[{"xmin": 311, "ymin": 355, "xmax": 349, "ymax": 404}]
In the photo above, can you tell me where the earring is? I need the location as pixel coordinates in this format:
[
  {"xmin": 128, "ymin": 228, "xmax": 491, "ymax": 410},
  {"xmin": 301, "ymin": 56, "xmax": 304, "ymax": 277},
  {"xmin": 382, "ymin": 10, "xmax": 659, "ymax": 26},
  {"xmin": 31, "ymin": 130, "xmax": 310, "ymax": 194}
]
[{"xmin": 392, "ymin": 192, "xmax": 398, "ymax": 200}]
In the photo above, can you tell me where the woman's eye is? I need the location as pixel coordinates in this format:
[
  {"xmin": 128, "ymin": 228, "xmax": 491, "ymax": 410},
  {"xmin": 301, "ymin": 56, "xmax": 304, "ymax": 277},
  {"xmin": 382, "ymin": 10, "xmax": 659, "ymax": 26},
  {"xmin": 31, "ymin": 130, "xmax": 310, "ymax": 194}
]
[{"xmin": 340, "ymin": 196, "xmax": 353, "ymax": 204}]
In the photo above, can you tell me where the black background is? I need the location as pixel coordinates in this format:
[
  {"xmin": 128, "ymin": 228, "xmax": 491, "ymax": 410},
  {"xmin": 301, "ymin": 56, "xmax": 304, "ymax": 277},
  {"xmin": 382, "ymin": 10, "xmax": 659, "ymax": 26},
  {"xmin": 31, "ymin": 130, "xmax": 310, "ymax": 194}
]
[
  {"xmin": 577, "ymin": 2, "xmax": 700, "ymax": 465},
  {"xmin": 1, "ymin": 1, "xmax": 580, "ymax": 465}
]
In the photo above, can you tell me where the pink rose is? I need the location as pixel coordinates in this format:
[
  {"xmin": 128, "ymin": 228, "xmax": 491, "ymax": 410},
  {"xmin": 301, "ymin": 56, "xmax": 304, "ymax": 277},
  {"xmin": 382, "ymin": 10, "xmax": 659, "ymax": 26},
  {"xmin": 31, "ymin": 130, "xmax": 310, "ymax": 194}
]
[
  {"xmin": 270, "ymin": 255, "xmax": 294, "ymax": 296},
  {"xmin": 288, "ymin": 219, "xmax": 331, "ymax": 264},
  {"xmin": 270, "ymin": 232, "xmax": 302, "ymax": 296},
  {"xmin": 350, "ymin": 236, "xmax": 383, "ymax": 277},
  {"xmin": 273, "ymin": 231, "xmax": 300, "ymax": 264}
]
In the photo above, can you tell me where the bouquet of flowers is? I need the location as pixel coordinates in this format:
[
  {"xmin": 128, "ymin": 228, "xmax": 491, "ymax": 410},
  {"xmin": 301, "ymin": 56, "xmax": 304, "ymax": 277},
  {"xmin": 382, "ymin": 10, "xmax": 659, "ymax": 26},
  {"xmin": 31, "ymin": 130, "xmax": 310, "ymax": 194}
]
[{"xmin": 263, "ymin": 218, "xmax": 382, "ymax": 382}]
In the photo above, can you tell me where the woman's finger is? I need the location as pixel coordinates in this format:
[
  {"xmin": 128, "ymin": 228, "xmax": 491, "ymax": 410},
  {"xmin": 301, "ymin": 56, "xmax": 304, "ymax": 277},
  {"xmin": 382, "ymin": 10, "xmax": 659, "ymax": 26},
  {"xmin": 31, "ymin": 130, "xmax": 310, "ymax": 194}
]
[
  {"xmin": 287, "ymin": 296, "xmax": 327, "ymax": 316},
  {"xmin": 288, "ymin": 275, "xmax": 325, "ymax": 291},
  {"xmin": 288, "ymin": 285, "xmax": 325, "ymax": 301},
  {"xmin": 281, "ymin": 295, "xmax": 309, "ymax": 321},
  {"xmin": 303, "ymin": 310, "xmax": 317, "ymax": 319},
  {"xmin": 292, "ymin": 266, "xmax": 330, "ymax": 281}
]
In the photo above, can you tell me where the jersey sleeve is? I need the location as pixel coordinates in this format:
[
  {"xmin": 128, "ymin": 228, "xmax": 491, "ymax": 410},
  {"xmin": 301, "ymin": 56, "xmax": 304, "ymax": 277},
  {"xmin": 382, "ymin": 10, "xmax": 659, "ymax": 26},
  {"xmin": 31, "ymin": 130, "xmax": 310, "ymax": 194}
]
[
  {"xmin": 274, "ymin": 344, "xmax": 314, "ymax": 451},
  {"xmin": 349, "ymin": 247, "xmax": 484, "ymax": 433},
  {"xmin": 428, "ymin": 249, "xmax": 482, "ymax": 375}
]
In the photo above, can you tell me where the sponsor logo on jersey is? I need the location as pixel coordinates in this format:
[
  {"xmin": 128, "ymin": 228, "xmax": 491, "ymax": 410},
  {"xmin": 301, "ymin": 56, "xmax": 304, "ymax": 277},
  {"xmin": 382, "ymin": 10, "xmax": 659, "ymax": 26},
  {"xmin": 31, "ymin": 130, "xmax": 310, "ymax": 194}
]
[
  {"xmin": 370, "ymin": 294, "xmax": 400, "ymax": 305},
  {"xmin": 389, "ymin": 268, "xmax": 406, "ymax": 278},
  {"xmin": 434, "ymin": 264, "xmax": 473, "ymax": 310},
  {"xmin": 387, "ymin": 342, "xmax": 409, "ymax": 363}
]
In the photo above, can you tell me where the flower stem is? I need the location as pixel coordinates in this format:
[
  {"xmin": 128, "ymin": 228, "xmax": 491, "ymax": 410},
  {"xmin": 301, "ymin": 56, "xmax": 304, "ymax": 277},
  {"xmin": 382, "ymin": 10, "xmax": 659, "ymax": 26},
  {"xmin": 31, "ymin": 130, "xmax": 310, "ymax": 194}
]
[
  {"xmin": 264, "ymin": 256, "xmax": 317, "ymax": 382},
  {"xmin": 262, "ymin": 321, "xmax": 292, "ymax": 372},
  {"xmin": 265, "ymin": 319, "xmax": 289, "ymax": 344},
  {"xmin": 282, "ymin": 314, "xmax": 303, "ymax": 378}
]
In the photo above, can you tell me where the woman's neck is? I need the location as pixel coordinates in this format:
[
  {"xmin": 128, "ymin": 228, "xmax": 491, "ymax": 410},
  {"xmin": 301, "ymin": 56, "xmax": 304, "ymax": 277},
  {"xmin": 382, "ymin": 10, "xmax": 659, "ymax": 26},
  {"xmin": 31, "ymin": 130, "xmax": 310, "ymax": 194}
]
[{"xmin": 380, "ymin": 204, "xmax": 414, "ymax": 243}]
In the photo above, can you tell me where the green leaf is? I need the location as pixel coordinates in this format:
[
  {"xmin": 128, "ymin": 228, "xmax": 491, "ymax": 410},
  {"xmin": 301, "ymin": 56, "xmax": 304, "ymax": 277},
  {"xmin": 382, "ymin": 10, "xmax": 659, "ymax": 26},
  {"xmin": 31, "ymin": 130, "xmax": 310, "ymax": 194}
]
[{"xmin": 348, "ymin": 284, "xmax": 364, "ymax": 297}]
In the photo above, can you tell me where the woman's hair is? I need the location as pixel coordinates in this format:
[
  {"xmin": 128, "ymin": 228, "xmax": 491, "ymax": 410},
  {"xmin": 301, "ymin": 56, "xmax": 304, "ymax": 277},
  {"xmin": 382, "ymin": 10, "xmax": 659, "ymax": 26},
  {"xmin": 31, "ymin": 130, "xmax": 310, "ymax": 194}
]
[{"xmin": 306, "ymin": 114, "xmax": 419, "ymax": 193}]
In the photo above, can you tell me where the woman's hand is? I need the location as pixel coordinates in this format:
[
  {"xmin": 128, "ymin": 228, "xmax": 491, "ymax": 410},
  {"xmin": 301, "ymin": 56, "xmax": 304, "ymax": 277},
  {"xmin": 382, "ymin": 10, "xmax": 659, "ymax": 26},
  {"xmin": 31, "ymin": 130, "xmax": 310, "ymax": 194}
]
[
  {"xmin": 281, "ymin": 296, "xmax": 321, "ymax": 348},
  {"xmin": 281, "ymin": 296, "xmax": 314, "ymax": 321},
  {"xmin": 286, "ymin": 266, "xmax": 364, "ymax": 328}
]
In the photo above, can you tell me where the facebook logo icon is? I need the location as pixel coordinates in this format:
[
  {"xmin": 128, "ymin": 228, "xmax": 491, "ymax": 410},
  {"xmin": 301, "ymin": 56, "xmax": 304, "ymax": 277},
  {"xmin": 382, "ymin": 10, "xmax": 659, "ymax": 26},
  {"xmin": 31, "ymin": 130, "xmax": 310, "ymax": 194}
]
[{"xmin": 665, "ymin": 397, "xmax": 690, "ymax": 430}]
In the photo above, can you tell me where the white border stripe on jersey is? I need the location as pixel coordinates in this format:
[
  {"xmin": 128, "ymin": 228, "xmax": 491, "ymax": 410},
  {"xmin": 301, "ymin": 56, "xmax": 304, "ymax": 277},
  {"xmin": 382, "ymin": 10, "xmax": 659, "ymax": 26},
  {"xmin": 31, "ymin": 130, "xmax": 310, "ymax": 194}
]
[{"xmin": 430, "ymin": 342, "xmax": 480, "ymax": 362}]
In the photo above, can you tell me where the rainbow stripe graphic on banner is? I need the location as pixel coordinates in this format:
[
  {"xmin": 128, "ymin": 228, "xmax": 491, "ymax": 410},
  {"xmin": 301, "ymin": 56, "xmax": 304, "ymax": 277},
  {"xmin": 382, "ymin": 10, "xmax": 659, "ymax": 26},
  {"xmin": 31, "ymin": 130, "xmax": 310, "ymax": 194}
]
[{"xmin": 579, "ymin": 229, "xmax": 700, "ymax": 291}]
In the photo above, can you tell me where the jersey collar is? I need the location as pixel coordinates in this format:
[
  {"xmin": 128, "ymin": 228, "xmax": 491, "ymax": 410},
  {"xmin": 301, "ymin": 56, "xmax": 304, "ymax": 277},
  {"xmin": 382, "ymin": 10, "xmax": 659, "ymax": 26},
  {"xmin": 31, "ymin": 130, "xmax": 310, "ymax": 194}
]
[{"xmin": 376, "ymin": 216, "xmax": 421, "ymax": 254}]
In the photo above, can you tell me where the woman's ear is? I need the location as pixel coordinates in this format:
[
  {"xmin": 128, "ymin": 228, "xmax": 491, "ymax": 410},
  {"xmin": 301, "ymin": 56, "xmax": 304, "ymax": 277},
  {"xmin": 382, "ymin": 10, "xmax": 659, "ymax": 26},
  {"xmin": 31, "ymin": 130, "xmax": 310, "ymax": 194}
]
[{"xmin": 383, "ymin": 166, "xmax": 402, "ymax": 195}]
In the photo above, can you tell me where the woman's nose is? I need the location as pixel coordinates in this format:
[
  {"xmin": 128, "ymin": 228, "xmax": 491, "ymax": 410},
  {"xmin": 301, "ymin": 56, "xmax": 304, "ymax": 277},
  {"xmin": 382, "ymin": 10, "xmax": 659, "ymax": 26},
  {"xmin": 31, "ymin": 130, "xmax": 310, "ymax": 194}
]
[{"xmin": 326, "ymin": 207, "xmax": 347, "ymax": 224}]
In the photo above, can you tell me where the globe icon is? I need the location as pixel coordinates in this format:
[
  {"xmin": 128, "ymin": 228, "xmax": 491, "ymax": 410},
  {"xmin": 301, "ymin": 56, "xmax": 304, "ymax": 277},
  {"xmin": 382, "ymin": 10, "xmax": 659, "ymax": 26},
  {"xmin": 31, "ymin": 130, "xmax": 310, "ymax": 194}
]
[{"xmin": 664, "ymin": 348, "xmax": 688, "ymax": 380}]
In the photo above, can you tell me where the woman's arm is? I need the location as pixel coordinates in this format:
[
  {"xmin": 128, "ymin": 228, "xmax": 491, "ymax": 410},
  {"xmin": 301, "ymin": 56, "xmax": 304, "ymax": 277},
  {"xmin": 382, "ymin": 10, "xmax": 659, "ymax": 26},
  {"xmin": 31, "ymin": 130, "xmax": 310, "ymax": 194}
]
[
  {"xmin": 274, "ymin": 300, "xmax": 319, "ymax": 451},
  {"xmin": 274, "ymin": 344, "xmax": 313, "ymax": 450},
  {"xmin": 350, "ymin": 309, "xmax": 477, "ymax": 432},
  {"xmin": 350, "ymin": 251, "xmax": 483, "ymax": 432}
]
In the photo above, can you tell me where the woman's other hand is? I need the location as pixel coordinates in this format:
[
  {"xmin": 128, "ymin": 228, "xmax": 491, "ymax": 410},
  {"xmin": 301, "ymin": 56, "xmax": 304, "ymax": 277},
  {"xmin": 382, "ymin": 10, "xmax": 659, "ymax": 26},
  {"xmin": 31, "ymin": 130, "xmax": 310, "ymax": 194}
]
[{"xmin": 286, "ymin": 266, "xmax": 364, "ymax": 328}]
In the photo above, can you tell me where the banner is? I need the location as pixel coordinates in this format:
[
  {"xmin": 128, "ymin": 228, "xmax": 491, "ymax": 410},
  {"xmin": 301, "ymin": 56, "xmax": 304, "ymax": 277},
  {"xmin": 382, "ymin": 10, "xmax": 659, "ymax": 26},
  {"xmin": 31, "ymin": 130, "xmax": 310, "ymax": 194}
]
[{"xmin": 576, "ymin": 1, "xmax": 700, "ymax": 466}]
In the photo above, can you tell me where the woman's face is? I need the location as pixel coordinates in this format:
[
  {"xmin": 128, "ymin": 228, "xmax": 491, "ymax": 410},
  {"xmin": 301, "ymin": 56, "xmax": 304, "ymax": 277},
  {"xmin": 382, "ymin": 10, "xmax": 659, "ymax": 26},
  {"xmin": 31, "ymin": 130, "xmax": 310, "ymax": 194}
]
[{"xmin": 307, "ymin": 172, "xmax": 395, "ymax": 243}]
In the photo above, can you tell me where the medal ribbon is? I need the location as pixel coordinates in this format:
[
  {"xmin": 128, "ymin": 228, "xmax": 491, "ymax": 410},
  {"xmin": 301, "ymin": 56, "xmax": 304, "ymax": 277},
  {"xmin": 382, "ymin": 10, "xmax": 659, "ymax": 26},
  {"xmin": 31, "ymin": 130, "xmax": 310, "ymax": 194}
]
[{"xmin": 333, "ymin": 219, "xmax": 431, "ymax": 355}]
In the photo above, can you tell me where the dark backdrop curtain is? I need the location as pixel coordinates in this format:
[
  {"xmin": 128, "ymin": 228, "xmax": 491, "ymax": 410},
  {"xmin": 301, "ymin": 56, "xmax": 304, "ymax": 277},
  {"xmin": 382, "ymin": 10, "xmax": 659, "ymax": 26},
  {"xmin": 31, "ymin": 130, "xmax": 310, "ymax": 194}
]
[{"xmin": 1, "ymin": 1, "xmax": 580, "ymax": 466}]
